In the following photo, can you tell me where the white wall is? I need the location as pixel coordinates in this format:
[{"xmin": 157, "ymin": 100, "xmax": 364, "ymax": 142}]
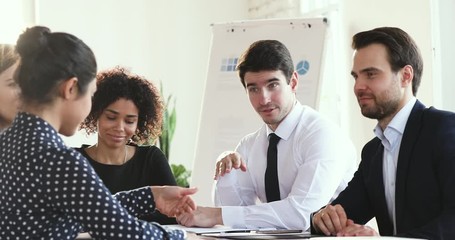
[
  {"xmin": 339, "ymin": 0, "xmax": 435, "ymax": 155},
  {"xmin": 437, "ymin": 0, "xmax": 455, "ymax": 111},
  {"xmin": 0, "ymin": 0, "xmax": 36, "ymax": 44},
  {"xmin": 35, "ymin": 0, "xmax": 249, "ymax": 169},
  {"xmin": 234, "ymin": 0, "xmax": 438, "ymax": 166},
  {"xmin": 10, "ymin": 0, "xmax": 453, "ymax": 208}
]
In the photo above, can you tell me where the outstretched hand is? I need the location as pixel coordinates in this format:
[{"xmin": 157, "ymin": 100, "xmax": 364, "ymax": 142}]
[
  {"xmin": 213, "ymin": 151, "xmax": 247, "ymax": 180},
  {"xmin": 151, "ymin": 186, "xmax": 197, "ymax": 217}
]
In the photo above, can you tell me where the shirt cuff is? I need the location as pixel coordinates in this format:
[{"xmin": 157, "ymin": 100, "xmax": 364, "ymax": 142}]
[
  {"xmin": 221, "ymin": 206, "xmax": 246, "ymax": 228},
  {"xmin": 114, "ymin": 186, "xmax": 155, "ymax": 216}
]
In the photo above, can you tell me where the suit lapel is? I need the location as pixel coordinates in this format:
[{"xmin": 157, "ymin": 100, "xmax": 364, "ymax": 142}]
[
  {"xmin": 395, "ymin": 100, "xmax": 426, "ymax": 231},
  {"xmin": 370, "ymin": 141, "xmax": 394, "ymax": 235},
  {"xmin": 371, "ymin": 142, "xmax": 387, "ymax": 207}
]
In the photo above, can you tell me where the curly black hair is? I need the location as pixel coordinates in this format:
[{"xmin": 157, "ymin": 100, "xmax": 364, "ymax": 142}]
[{"xmin": 80, "ymin": 66, "xmax": 163, "ymax": 143}]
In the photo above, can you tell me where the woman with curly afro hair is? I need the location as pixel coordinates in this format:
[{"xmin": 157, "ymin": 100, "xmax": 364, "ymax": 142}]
[{"xmin": 76, "ymin": 66, "xmax": 178, "ymax": 224}]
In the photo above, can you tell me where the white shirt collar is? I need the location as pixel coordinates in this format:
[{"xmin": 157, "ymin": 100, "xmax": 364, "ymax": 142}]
[
  {"xmin": 266, "ymin": 101, "xmax": 301, "ymax": 141},
  {"xmin": 374, "ymin": 97, "xmax": 417, "ymax": 150}
]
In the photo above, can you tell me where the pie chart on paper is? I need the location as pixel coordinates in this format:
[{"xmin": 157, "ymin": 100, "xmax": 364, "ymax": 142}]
[{"xmin": 296, "ymin": 60, "xmax": 310, "ymax": 75}]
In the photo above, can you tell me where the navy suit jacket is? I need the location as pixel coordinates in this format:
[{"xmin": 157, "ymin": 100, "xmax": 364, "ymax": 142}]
[{"xmin": 331, "ymin": 100, "xmax": 455, "ymax": 239}]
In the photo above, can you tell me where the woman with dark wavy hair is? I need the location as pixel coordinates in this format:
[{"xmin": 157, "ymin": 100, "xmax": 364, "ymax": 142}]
[{"xmin": 77, "ymin": 66, "xmax": 178, "ymax": 224}]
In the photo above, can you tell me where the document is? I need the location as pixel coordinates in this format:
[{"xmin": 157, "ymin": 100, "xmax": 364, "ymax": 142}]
[
  {"xmin": 198, "ymin": 229, "xmax": 312, "ymax": 239},
  {"xmin": 310, "ymin": 238, "xmax": 426, "ymax": 240},
  {"xmin": 166, "ymin": 224, "xmax": 252, "ymax": 234}
]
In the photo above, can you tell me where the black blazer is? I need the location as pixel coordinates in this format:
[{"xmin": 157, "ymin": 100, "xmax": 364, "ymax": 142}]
[{"xmin": 331, "ymin": 100, "xmax": 455, "ymax": 239}]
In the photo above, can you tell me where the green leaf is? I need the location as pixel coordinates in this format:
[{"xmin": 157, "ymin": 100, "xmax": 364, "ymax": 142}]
[
  {"xmin": 171, "ymin": 164, "xmax": 191, "ymax": 187},
  {"xmin": 168, "ymin": 105, "xmax": 177, "ymax": 140},
  {"xmin": 155, "ymin": 82, "xmax": 191, "ymax": 187}
]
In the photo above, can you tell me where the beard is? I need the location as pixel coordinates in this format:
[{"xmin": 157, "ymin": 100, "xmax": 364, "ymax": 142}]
[
  {"xmin": 358, "ymin": 88, "xmax": 401, "ymax": 121},
  {"xmin": 360, "ymin": 99, "xmax": 400, "ymax": 120},
  {"xmin": 357, "ymin": 76, "xmax": 403, "ymax": 121}
]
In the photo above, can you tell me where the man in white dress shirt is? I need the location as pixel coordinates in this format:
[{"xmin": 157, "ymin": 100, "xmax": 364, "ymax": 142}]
[{"xmin": 176, "ymin": 40, "xmax": 357, "ymax": 230}]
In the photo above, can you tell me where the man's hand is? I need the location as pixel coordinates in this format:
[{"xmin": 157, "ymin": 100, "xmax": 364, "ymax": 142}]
[
  {"xmin": 214, "ymin": 151, "xmax": 247, "ymax": 180},
  {"xmin": 312, "ymin": 204, "xmax": 348, "ymax": 236},
  {"xmin": 176, "ymin": 206, "xmax": 223, "ymax": 227},
  {"xmin": 337, "ymin": 219, "xmax": 379, "ymax": 236},
  {"xmin": 151, "ymin": 186, "xmax": 197, "ymax": 217}
]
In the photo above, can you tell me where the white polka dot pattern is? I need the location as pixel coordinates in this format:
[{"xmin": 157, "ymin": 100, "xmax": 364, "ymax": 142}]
[{"xmin": 0, "ymin": 112, "xmax": 185, "ymax": 239}]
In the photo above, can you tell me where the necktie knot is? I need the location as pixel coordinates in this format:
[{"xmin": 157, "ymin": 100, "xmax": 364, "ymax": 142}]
[{"xmin": 269, "ymin": 133, "xmax": 281, "ymax": 145}]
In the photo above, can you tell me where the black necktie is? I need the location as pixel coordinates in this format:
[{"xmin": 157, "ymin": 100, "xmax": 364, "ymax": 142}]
[{"xmin": 265, "ymin": 133, "xmax": 281, "ymax": 202}]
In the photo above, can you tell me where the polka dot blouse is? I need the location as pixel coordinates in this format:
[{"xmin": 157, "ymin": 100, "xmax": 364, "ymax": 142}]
[{"xmin": 0, "ymin": 112, "xmax": 186, "ymax": 239}]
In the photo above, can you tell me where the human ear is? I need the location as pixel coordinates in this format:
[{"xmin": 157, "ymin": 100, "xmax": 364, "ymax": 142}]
[
  {"xmin": 60, "ymin": 77, "xmax": 79, "ymax": 100},
  {"xmin": 401, "ymin": 65, "xmax": 414, "ymax": 87},
  {"xmin": 290, "ymin": 71, "xmax": 299, "ymax": 93}
]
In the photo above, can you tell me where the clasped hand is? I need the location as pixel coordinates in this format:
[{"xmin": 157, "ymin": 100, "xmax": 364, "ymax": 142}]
[
  {"xmin": 175, "ymin": 151, "xmax": 246, "ymax": 227},
  {"xmin": 176, "ymin": 206, "xmax": 222, "ymax": 227},
  {"xmin": 313, "ymin": 204, "xmax": 379, "ymax": 236},
  {"xmin": 151, "ymin": 186, "xmax": 198, "ymax": 217}
]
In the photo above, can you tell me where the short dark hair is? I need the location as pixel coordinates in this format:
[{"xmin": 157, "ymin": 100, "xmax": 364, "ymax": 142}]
[
  {"xmin": 80, "ymin": 67, "xmax": 164, "ymax": 143},
  {"xmin": 15, "ymin": 26, "xmax": 97, "ymax": 105},
  {"xmin": 236, "ymin": 40, "xmax": 294, "ymax": 88},
  {"xmin": 352, "ymin": 27, "xmax": 423, "ymax": 96}
]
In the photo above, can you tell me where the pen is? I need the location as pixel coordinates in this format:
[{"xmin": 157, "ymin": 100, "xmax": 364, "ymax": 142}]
[
  {"xmin": 255, "ymin": 229, "xmax": 303, "ymax": 234},
  {"xmin": 197, "ymin": 230, "xmax": 251, "ymax": 235},
  {"xmin": 222, "ymin": 230, "xmax": 252, "ymax": 233}
]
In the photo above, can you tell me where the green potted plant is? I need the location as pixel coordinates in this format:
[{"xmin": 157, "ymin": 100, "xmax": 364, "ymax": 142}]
[
  {"xmin": 170, "ymin": 164, "xmax": 191, "ymax": 188},
  {"xmin": 159, "ymin": 88, "xmax": 176, "ymax": 160},
  {"xmin": 158, "ymin": 85, "xmax": 191, "ymax": 187}
]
